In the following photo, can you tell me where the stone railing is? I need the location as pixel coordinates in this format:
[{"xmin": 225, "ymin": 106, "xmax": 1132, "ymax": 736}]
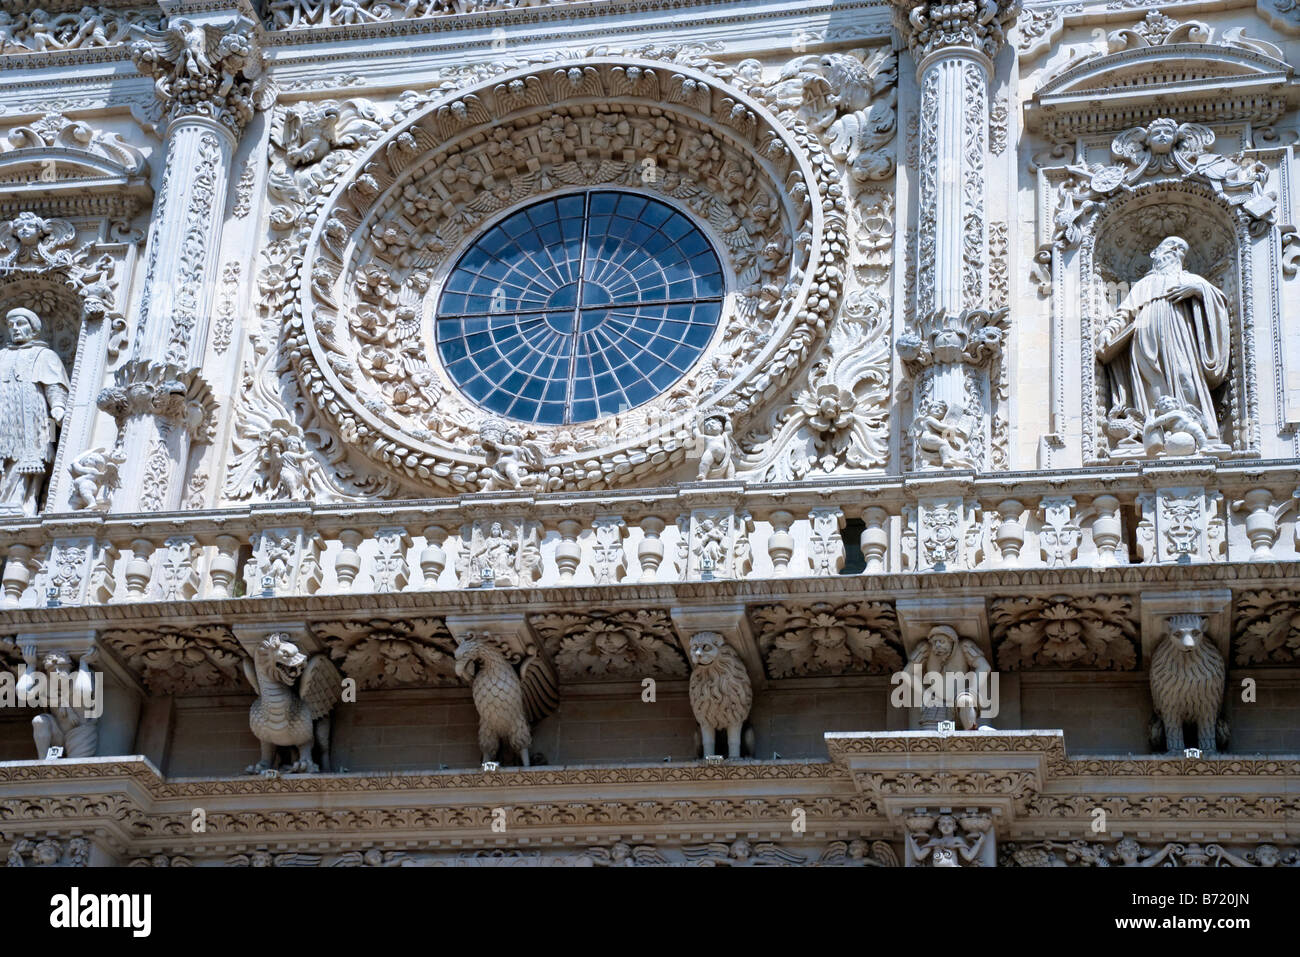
[
  {"xmin": 2, "ymin": 459, "xmax": 1299, "ymax": 609},
  {"xmin": 261, "ymin": 0, "xmax": 603, "ymax": 31}
]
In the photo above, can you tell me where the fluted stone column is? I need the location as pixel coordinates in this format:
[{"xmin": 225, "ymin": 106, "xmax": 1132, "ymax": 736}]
[
  {"xmin": 893, "ymin": 0, "xmax": 1020, "ymax": 471},
  {"xmin": 101, "ymin": 4, "xmax": 264, "ymax": 511}
]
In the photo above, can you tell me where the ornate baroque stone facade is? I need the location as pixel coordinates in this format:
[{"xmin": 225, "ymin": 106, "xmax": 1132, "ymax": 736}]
[{"xmin": 0, "ymin": 0, "xmax": 1297, "ymax": 870}]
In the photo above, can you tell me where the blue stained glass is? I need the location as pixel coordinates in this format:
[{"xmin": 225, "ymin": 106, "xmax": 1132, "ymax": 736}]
[{"xmin": 436, "ymin": 191, "xmax": 724, "ymax": 425}]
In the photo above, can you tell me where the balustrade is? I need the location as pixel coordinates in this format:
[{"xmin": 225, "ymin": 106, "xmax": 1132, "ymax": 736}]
[{"xmin": 1, "ymin": 462, "xmax": 1297, "ymax": 608}]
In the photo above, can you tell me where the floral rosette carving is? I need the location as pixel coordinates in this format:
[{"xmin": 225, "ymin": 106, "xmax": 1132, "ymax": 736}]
[
  {"xmin": 278, "ymin": 58, "xmax": 842, "ymax": 493},
  {"xmin": 751, "ymin": 600, "xmax": 902, "ymax": 677}
]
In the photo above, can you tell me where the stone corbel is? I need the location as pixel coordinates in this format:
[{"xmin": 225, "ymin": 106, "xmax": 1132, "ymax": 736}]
[
  {"xmin": 894, "ymin": 597, "xmax": 992, "ymax": 661},
  {"xmin": 1139, "ymin": 590, "xmax": 1232, "ymax": 662},
  {"xmin": 670, "ymin": 603, "xmax": 765, "ymax": 689},
  {"xmin": 232, "ymin": 621, "xmax": 317, "ymax": 658},
  {"xmin": 824, "ymin": 730, "xmax": 1062, "ymax": 859}
]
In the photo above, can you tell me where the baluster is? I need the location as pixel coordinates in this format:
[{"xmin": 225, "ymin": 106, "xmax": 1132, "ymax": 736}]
[
  {"xmin": 335, "ymin": 529, "xmax": 363, "ymax": 592},
  {"xmin": 2, "ymin": 544, "xmax": 33, "ymax": 607},
  {"xmin": 767, "ymin": 510, "xmax": 795, "ymax": 576},
  {"xmin": 860, "ymin": 506, "xmax": 889, "ymax": 573},
  {"xmin": 637, "ymin": 516, "xmax": 666, "ymax": 582},
  {"xmin": 1090, "ymin": 494, "xmax": 1124, "ymax": 567},
  {"xmin": 124, "ymin": 539, "xmax": 156, "ymax": 601},
  {"xmin": 419, "ymin": 525, "xmax": 448, "ymax": 589},
  {"xmin": 994, "ymin": 499, "xmax": 1026, "ymax": 567},
  {"xmin": 208, "ymin": 534, "xmax": 241, "ymax": 598},
  {"xmin": 554, "ymin": 519, "xmax": 583, "ymax": 583}
]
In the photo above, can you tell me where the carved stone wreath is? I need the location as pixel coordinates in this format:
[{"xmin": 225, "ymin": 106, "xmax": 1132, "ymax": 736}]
[{"xmin": 283, "ymin": 59, "xmax": 840, "ymax": 492}]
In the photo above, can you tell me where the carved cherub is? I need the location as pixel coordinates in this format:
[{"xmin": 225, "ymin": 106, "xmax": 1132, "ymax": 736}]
[
  {"xmin": 1144, "ymin": 395, "xmax": 1209, "ymax": 457},
  {"xmin": 913, "ymin": 399, "xmax": 974, "ymax": 469},
  {"xmin": 67, "ymin": 446, "xmax": 124, "ymax": 511},
  {"xmin": 477, "ymin": 418, "xmax": 544, "ymax": 491},
  {"xmin": 696, "ymin": 413, "xmax": 735, "ymax": 480}
]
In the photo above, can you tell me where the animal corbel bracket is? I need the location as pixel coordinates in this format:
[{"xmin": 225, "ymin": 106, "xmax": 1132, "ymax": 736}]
[{"xmin": 244, "ymin": 633, "xmax": 343, "ymax": 774}]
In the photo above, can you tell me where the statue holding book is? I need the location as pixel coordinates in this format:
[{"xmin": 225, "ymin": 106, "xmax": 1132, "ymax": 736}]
[{"xmin": 1097, "ymin": 236, "xmax": 1232, "ymax": 458}]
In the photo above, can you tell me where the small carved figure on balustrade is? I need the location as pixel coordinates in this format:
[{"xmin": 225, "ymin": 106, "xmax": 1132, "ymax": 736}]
[
  {"xmin": 696, "ymin": 412, "xmax": 735, "ymax": 480},
  {"xmin": 67, "ymin": 447, "xmax": 124, "ymax": 511},
  {"xmin": 0, "ymin": 308, "xmax": 69, "ymax": 516},
  {"xmin": 478, "ymin": 418, "xmax": 543, "ymax": 491}
]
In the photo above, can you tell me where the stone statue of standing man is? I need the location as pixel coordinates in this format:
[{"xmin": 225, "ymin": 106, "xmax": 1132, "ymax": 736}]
[
  {"xmin": 1097, "ymin": 236, "xmax": 1232, "ymax": 457},
  {"xmin": 0, "ymin": 308, "xmax": 70, "ymax": 515}
]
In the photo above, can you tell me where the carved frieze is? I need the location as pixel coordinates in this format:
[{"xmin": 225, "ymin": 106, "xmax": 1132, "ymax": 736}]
[
  {"xmin": 1233, "ymin": 589, "xmax": 1300, "ymax": 665},
  {"xmin": 315, "ymin": 617, "xmax": 458, "ymax": 689},
  {"xmin": 529, "ymin": 608, "xmax": 686, "ymax": 680},
  {"xmin": 751, "ymin": 600, "xmax": 902, "ymax": 678},
  {"xmin": 101, "ymin": 624, "xmax": 245, "ymax": 695},
  {"xmin": 990, "ymin": 594, "xmax": 1138, "ymax": 670}
]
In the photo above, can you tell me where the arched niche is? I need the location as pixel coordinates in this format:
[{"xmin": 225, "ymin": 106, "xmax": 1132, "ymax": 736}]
[
  {"xmin": 0, "ymin": 265, "xmax": 122, "ymax": 514},
  {"xmin": 1079, "ymin": 182, "xmax": 1256, "ymax": 463}
]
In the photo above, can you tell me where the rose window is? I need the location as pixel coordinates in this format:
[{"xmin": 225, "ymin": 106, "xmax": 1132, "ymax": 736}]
[{"xmin": 435, "ymin": 190, "xmax": 724, "ymax": 425}]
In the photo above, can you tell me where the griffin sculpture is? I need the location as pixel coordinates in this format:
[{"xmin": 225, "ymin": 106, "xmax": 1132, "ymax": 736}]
[{"xmin": 244, "ymin": 633, "xmax": 343, "ymax": 774}]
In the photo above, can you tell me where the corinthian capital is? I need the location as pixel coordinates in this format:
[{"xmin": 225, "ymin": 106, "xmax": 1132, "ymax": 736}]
[
  {"xmin": 130, "ymin": 16, "xmax": 265, "ymax": 138},
  {"xmin": 891, "ymin": 0, "xmax": 1023, "ymax": 67}
]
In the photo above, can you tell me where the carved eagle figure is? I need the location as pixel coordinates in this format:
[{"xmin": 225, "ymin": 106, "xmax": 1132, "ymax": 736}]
[{"xmin": 454, "ymin": 633, "xmax": 557, "ymax": 767}]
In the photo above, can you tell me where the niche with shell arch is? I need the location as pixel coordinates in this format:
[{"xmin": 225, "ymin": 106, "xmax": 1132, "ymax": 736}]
[{"xmin": 1080, "ymin": 181, "xmax": 1257, "ymax": 463}]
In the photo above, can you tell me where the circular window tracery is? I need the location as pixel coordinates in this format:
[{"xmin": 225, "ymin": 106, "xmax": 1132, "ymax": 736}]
[{"xmin": 435, "ymin": 190, "xmax": 724, "ymax": 425}]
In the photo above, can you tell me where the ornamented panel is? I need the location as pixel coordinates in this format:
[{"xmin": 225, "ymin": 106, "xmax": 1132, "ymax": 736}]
[
  {"xmin": 990, "ymin": 594, "xmax": 1138, "ymax": 670},
  {"xmin": 750, "ymin": 600, "xmax": 902, "ymax": 678},
  {"xmin": 529, "ymin": 608, "xmax": 686, "ymax": 680}
]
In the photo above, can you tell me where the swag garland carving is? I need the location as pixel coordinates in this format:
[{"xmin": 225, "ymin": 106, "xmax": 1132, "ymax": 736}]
[{"xmin": 268, "ymin": 53, "xmax": 851, "ymax": 495}]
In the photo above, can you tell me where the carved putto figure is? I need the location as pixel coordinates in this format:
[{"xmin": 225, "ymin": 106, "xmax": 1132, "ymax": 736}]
[
  {"xmin": 687, "ymin": 632, "xmax": 753, "ymax": 759},
  {"xmin": 244, "ymin": 633, "xmax": 343, "ymax": 774},
  {"xmin": 695, "ymin": 413, "xmax": 735, "ymax": 481},
  {"xmin": 17, "ymin": 644, "xmax": 99, "ymax": 759},
  {"xmin": 895, "ymin": 625, "xmax": 994, "ymax": 731},
  {"xmin": 1148, "ymin": 614, "xmax": 1227, "ymax": 754},
  {"xmin": 67, "ymin": 447, "xmax": 124, "ymax": 511},
  {"xmin": 912, "ymin": 398, "xmax": 974, "ymax": 469},
  {"xmin": 0, "ymin": 308, "xmax": 69, "ymax": 515},
  {"xmin": 453, "ymin": 633, "xmax": 534, "ymax": 767},
  {"xmin": 1098, "ymin": 237, "xmax": 1231, "ymax": 457},
  {"xmin": 477, "ymin": 418, "xmax": 544, "ymax": 491}
]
